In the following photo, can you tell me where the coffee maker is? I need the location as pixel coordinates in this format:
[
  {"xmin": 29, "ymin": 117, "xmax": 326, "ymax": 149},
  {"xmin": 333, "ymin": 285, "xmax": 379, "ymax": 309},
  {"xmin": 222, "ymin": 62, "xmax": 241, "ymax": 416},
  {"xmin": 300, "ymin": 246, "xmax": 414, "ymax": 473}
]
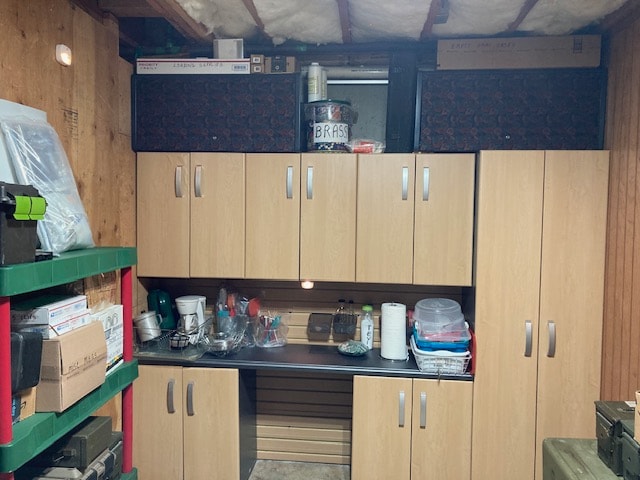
[{"xmin": 175, "ymin": 295, "xmax": 206, "ymax": 344}]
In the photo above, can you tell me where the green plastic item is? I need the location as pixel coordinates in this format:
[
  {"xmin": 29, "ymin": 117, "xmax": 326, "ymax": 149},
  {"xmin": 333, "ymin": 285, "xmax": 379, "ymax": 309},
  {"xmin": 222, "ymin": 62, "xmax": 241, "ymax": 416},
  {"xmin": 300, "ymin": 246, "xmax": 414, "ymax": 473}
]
[
  {"xmin": 29, "ymin": 196, "xmax": 46, "ymax": 220},
  {"xmin": 12, "ymin": 196, "xmax": 31, "ymax": 220}
]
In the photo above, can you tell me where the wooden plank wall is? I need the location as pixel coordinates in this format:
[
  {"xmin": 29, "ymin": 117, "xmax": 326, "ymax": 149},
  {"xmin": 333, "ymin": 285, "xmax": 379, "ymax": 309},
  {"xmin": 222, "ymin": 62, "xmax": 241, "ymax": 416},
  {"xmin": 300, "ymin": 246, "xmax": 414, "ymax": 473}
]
[{"xmin": 602, "ymin": 14, "xmax": 640, "ymax": 400}]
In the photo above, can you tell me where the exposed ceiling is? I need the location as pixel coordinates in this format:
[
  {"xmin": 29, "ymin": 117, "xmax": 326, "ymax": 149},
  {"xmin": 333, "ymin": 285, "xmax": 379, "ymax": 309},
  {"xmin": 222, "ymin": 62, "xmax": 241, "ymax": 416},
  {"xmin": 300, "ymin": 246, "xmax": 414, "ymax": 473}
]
[{"xmin": 77, "ymin": 0, "xmax": 640, "ymax": 62}]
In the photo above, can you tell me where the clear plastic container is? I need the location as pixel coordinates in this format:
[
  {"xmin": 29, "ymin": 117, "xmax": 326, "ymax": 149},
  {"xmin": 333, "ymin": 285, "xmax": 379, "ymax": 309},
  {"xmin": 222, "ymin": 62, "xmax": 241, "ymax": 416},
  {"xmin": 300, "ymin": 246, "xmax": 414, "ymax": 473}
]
[{"xmin": 413, "ymin": 298, "xmax": 465, "ymax": 334}]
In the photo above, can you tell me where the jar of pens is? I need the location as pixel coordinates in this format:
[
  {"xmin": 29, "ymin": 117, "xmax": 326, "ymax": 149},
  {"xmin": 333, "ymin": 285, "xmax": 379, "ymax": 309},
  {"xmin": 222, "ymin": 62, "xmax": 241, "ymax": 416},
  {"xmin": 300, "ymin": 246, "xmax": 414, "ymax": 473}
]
[{"xmin": 253, "ymin": 311, "xmax": 289, "ymax": 348}]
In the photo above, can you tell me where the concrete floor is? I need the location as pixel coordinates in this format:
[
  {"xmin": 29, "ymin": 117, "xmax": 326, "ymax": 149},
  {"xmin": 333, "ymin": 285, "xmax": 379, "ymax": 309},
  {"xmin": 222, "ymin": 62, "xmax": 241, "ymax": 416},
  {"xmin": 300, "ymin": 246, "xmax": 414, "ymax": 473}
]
[{"xmin": 248, "ymin": 460, "xmax": 350, "ymax": 480}]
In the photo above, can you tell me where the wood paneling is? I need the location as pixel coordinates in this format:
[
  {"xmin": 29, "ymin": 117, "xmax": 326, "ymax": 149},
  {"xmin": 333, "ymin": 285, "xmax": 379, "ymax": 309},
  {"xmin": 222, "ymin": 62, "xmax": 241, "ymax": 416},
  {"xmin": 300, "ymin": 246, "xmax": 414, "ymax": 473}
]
[{"xmin": 602, "ymin": 18, "xmax": 640, "ymax": 400}]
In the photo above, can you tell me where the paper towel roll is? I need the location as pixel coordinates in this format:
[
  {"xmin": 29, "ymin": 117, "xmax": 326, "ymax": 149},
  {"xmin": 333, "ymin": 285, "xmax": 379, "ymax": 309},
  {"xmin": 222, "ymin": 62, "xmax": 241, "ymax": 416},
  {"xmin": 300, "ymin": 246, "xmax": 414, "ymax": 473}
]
[{"xmin": 381, "ymin": 302, "xmax": 407, "ymax": 360}]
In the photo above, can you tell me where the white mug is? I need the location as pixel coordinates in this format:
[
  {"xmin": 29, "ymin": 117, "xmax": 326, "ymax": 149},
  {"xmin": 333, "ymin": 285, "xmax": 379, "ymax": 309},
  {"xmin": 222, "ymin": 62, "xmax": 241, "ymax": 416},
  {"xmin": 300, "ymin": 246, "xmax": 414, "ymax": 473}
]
[{"xmin": 134, "ymin": 311, "xmax": 162, "ymax": 342}]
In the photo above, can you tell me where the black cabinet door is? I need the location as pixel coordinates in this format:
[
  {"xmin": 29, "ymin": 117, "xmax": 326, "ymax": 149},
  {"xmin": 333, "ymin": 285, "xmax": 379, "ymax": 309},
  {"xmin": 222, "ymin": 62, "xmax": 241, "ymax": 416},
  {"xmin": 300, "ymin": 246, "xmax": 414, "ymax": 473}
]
[{"xmin": 132, "ymin": 73, "xmax": 302, "ymax": 152}]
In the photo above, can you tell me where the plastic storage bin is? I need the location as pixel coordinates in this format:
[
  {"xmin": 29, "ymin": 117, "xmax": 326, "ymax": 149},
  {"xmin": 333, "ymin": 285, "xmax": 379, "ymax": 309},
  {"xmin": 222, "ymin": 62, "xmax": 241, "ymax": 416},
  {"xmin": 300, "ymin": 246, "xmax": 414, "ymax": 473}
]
[
  {"xmin": 413, "ymin": 298, "xmax": 465, "ymax": 335},
  {"xmin": 413, "ymin": 324, "xmax": 470, "ymax": 352}
]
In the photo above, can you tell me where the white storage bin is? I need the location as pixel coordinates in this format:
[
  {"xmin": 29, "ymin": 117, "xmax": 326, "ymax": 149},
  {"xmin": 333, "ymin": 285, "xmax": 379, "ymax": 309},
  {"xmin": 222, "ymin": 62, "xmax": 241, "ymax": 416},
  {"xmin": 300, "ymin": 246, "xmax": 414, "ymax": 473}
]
[{"xmin": 413, "ymin": 298, "xmax": 465, "ymax": 334}]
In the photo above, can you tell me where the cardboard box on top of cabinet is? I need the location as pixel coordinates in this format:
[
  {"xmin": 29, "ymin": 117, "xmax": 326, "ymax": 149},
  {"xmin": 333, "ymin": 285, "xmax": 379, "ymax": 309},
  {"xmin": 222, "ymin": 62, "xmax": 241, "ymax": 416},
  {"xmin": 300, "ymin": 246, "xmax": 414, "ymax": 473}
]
[
  {"xmin": 36, "ymin": 322, "xmax": 107, "ymax": 412},
  {"xmin": 635, "ymin": 391, "xmax": 640, "ymax": 442},
  {"xmin": 437, "ymin": 35, "xmax": 601, "ymax": 70}
]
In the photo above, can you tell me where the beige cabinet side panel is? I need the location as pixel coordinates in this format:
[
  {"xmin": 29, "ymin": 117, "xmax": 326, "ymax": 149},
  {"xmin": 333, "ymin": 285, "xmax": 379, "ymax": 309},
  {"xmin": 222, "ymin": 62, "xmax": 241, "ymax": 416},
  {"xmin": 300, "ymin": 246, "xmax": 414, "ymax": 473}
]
[
  {"xmin": 534, "ymin": 150, "xmax": 609, "ymax": 479},
  {"xmin": 351, "ymin": 375, "xmax": 413, "ymax": 480},
  {"xmin": 411, "ymin": 379, "xmax": 472, "ymax": 480},
  {"xmin": 471, "ymin": 150, "xmax": 545, "ymax": 480},
  {"xmin": 413, "ymin": 153, "xmax": 475, "ymax": 286},
  {"xmin": 356, "ymin": 154, "xmax": 415, "ymax": 284},
  {"xmin": 245, "ymin": 153, "xmax": 300, "ymax": 280},
  {"xmin": 183, "ymin": 368, "xmax": 240, "ymax": 480},
  {"xmin": 137, "ymin": 152, "xmax": 190, "ymax": 278},
  {"xmin": 300, "ymin": 153, "xmax": 357, "ymax": 282},
  {"xmin": 190, "ymin": 153, "xmax": 245, "ymax": 278},
  {"xmin": 133, "ymin": 365, "xmax": 184, "ymax": 480}
]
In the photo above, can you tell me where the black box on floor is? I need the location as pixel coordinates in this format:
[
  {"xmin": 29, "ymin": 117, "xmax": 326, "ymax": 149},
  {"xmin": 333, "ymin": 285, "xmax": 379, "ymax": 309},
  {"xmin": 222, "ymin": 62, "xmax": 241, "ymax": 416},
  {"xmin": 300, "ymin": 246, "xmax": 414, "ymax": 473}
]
[
  {"xmin": 542, "ymin": 438, "xmax": 619, "ymax": 480},
  {"xmin": 596, "ymin": 400, "xmax": 636, "ymax": 475},
  {"xmin": 622, "ymin": 429, "xmax": 640, "ymax": 480},
  {"xmin": 0, "ymin": 182, "xmax": 45, "ymax": 265}
]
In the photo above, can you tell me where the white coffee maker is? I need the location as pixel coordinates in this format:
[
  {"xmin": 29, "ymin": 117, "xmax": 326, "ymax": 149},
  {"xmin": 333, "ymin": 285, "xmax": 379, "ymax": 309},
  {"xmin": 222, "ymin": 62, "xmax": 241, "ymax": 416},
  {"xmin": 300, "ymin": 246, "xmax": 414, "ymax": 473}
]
[{"xmin": 175, "ymin": 295, "xmax": 206, "ymax": 344}]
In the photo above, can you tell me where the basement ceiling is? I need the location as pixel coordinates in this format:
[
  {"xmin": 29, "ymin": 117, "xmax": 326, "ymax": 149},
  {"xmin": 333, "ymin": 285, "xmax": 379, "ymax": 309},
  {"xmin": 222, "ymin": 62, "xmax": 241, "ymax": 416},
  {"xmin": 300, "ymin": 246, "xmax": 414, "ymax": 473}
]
[{"xmin": 88, "ymin": 0, "xmax": 638, "ymax": 62}]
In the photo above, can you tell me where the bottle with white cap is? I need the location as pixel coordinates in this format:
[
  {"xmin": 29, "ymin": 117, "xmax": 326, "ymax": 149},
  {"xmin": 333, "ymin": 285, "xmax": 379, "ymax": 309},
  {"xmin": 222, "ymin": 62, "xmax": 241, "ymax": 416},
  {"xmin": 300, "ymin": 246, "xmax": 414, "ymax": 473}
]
[
  {"xmin": 360, "ymin": 305, "xmax": 374, "ymax": 350},
  {"xmin": 308, "ymin": 62, "xmax": 322, "ymax": 102}
]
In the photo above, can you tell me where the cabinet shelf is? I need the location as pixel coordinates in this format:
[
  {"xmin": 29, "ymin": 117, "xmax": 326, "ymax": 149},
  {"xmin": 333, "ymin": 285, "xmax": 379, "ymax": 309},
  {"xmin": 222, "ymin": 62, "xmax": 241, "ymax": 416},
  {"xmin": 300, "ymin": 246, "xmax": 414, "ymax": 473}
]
[
  {"xmin": 0, "ymin": 247, "xmax": 137, "ymax": 296},
  {"xmin": 0, "ymin": 361, "xmax": 138, "ymax": 473}
]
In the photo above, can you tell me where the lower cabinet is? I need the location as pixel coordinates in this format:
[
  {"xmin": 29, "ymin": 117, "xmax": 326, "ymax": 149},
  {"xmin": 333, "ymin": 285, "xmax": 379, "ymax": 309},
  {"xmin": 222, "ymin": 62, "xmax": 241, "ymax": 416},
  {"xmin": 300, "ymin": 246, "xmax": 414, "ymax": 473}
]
[
  {"xmin": 133, "ymin": 365, "xmax": 243, "ymax": 480},
  {"xmin": 351, "ymin": 376, "xmax": 472, "ymax": 480}
]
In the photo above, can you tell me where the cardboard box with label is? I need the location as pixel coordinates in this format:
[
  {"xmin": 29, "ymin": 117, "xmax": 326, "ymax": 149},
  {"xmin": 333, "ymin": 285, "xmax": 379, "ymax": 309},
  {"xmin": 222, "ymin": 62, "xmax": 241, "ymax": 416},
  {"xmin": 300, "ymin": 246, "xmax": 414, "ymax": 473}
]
[
  {"xmin": 36, "ymin": 322, "xmax": 107, "ymax": 412},
  {"xmin": 90, "ymin": 304, "xmax": 123, "ymax": 373},
  {"xmin": 11, "ymin": 386, "xmax": 36, "ymax": 424},
  {"xmin": 11, "ymin": 295, "xmax": 90, "ymax": 338}
]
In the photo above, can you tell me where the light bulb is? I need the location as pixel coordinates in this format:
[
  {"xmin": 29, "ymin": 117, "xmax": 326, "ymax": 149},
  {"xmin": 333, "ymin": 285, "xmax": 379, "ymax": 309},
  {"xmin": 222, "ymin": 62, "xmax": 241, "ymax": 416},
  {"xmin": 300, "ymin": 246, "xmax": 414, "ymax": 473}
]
[
  {"xmin": 56, "ymin": 44, "xmax": 72, "ymax": 66},
  {"xmin": 301, "ymin": 280, "xmax": 314, "ymax": 289}
]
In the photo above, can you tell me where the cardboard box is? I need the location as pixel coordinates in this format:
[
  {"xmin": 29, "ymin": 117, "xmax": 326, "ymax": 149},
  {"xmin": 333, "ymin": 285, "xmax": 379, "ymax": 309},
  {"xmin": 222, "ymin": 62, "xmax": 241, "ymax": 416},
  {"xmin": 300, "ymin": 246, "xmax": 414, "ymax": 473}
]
[
  {"xmin": 11, "ymin": 295, "xmax": 87, "ymax": 326},
  {"xmin": 11, "ymin": 386, "xmax": 36, "ymax": 424},
  {"xmin": 14, "ymin": 309, "xmax": 91, "ymax": 339},
  {"xmin": 213, "ymin": 38, "xmax": 243, "ymax": 59},
  {"xmin": 136, "ymin": 58, "xmax": 250, "ymax": 74},
  {"xmin": 90, "ymin": 304, "xmax": 123, "ymax": 373},
  {"xmin": 36, "ymin": 322, "xmax": 107, "ymax": 412},
  {"xmin": 437, "ymin": 35, "xmax": 601, "ymax": 70}
]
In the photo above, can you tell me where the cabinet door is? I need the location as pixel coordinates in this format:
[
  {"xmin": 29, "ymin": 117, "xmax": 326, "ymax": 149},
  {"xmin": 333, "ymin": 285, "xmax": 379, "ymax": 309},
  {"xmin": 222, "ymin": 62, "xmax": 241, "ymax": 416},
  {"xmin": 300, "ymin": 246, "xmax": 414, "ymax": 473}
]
[
  {"xmin": 411, "ymin": 379, "xmax": 472, "ymax": 480},
  {"xmin": 137, "ymin": 153, "xmax": 190, "ymax": 277},
  {"xmin": 356, "ymin": 154, "xmax": 415, "ymax": 284},
  {"xmin": 183, "ymin": 368, "xmax": 240, "ymax": 480},
  {"xmin": 300, "ymin": 153, "xmax": 357, "ymax": 282},
  {"xmin": 413, "ymin": 154, "xmax": 475, "ymax": 286},
  {"xmin": 472, "ymin": 151, "xmax": 545, "ymax": 480},
  {"xmin": 534, "ymin": 150, "xmax": 608, "ymax": 479},
  {"xmin": 245, "ymin": 153, "xmax": 300, "ymax": 280},
  {"xmin": 133, "ymin": 365, "xmax": 184, "ymax": 480},
  {"xmin": 190, "ymin": 153, "xmax": 245, "ymax": 278},
  {"xmin": 352, "ymin": 375, "xmax": 413, "ymax": 480}
]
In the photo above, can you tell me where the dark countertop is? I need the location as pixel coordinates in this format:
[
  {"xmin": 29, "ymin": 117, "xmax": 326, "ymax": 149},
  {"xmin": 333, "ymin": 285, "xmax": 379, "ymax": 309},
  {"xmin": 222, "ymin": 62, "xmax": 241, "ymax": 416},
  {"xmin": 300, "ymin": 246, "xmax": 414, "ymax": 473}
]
[{"xmin": 135, "ymin": 343, "xmax": 474, "ymax": 380}]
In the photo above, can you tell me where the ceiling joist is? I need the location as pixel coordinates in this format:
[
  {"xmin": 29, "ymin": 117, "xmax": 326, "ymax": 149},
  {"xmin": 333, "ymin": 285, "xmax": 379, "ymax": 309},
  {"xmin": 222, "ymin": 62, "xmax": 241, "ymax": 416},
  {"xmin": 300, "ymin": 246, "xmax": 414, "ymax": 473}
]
[
  {"xmin": 240, "ymin": 0, "xmax": 272, "ymax": 42},
  {"xmin": 145, "ymin": 0, "xmax": 212, "ymax": 41},
  {"xmin": 420, "ymin": 0, "xmax": 443, "ymax": 40},
  {"xmin": 337, "ymin": 0, "xmax": 353, "ymax": 44},
  {"xmin": 506, "ymin": 0, "xmax": 541, "ymax": 32}
]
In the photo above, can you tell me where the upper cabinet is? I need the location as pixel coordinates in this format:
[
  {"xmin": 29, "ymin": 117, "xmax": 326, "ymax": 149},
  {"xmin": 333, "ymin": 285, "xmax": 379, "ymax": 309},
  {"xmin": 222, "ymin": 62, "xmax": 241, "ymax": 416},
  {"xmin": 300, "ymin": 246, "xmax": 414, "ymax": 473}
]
[
  {"xmin": 137, "ymin": 152, "xmax": 245, "ymax": 278},
  {"xmin": 245, "ymin": 153, "xmax": 300, "ymax": 280},
  {"xmin": 300, "ymin": 153, "xmax": 358, "ymax": 283},
  {"xmin": 137, "ymin": 152, "xmax": 475, "ymax": 286}
]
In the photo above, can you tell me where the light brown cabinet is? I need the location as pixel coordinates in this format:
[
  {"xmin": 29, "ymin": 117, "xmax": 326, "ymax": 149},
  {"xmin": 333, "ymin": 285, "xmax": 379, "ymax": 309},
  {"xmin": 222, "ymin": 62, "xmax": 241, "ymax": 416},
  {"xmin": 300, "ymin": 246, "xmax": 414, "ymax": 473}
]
[
  {"xmin": 471, "ymin": 150, "xmax": 609, "ymax": 480},
  {"xmin": 356, "ymin": 153, "xmax": 474, "ymax": 285},
  {"xmin": 137, "ymin": 152, "xmax": 245, "ymax": 278},
  {"xmin": 133, "ymin": 365, "xmax": 241, "ymax": 480},
  {"xmin": 351, "ymin": 375, "xmax": 472, "ymax": 480}
]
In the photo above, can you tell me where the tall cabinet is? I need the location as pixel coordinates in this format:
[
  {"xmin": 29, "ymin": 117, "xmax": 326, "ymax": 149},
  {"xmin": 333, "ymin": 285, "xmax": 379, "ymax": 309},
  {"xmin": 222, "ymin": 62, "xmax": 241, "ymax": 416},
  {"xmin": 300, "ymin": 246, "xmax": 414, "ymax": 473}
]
[
  {"xmin": 471, "ymin": 150, "xmax": 609, "ymax": 480},
  {"xmin": 0, "ymin": 248, "xmax": 138, "ymax": 479}
]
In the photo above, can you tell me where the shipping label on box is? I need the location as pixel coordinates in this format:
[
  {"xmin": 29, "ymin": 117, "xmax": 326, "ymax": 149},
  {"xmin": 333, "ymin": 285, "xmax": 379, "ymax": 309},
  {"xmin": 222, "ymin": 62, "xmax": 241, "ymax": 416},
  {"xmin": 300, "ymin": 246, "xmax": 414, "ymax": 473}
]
[
  {"xmin": 11, "ymin": 295, "xmax": 87, "ymax": 326},
  {"xmin": 37, "ymin": 322, "xmax": 107, "ymax": 412},
  {"xmin": 90, "ymin": 304, "xmax": 123, "ymax": 373},
  {"xmin": 437, "ymin": 35, "xmax": 601, "ymax": 70},
  {"xmin": 136, "ymin": 58, "xmax": 250, "ymax": 74},
  {"xmin": 11, "ymin": 386, "xmax": 36, "ymax": 424}
]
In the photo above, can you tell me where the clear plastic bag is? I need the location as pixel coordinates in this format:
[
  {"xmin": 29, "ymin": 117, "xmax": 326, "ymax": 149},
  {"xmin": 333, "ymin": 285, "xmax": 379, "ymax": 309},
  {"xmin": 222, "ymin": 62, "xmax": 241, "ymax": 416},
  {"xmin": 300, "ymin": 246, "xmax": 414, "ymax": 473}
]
[{"xmin": 1, "ymin": 117, "xmax": 95, "ymax": 254}]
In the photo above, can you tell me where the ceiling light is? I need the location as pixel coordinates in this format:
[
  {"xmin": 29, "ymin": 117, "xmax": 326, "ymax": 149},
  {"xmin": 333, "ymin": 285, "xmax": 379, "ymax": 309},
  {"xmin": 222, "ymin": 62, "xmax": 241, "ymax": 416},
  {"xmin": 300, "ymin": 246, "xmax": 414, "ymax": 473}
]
[
  {"xmin": 301, "ymin": 280, "xmax": 314, "ymax": 289},
  {"xmin": 55, "ymin": 44, "xmax": 72, "ymax": 66}
]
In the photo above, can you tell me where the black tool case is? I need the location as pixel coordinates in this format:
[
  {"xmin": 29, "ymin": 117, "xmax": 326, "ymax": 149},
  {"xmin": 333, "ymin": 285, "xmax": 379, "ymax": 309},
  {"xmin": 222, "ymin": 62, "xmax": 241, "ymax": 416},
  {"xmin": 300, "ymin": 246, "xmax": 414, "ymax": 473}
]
[
  {"xmin": 10, "ymin": 331, "xmax": 43, "ymax": 393},
  {"xmin": 595, "ymin": 400, "xmax": 636, "ymax": 474},
  {"xmin": 543, "ymin": 438, "xmax": 619, "ymax": 480}
]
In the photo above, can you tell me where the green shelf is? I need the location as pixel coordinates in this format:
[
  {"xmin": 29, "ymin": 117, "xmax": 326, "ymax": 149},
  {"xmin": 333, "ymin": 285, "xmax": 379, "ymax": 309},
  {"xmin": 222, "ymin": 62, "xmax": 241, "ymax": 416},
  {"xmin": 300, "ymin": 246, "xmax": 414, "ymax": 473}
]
[
  {"xmin": 0, "ymin": 360, "xmax": 138, "ymax": 473},
  {"xmin": 0, "ymin": 247, "xmax": 137, "ymax": 297}
]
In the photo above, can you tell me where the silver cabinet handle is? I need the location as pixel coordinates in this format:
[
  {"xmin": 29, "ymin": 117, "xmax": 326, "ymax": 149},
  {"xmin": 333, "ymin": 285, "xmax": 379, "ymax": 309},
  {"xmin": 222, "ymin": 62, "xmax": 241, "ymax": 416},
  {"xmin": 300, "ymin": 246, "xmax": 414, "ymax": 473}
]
[
  {"xmin": 286, "ymin": 165, "xmax": 293, "ymax": 199},
  {"xmin": 186, "ymin": 381, "xmax": 195, "ymax": 416},
  {"xmin": 525, "ymin": 320, "xmax": 532, "ymax": 357},
  {"xmin": 306, "ymin": 166, "xmax": 313, "ymax": 199},
  {"xmin": 166, "ymin": 379, "xmax": 175, "ymax": 414},
  {"xmin": 402, "ymin": 166, "xmax": 409, "ymax": 200},
  {"xmin": 194, "ymin": 165, "xmax": 202, "ymax": 197},
  {"xmin": 398, "ymin": 390, "xmax": 405, "ymax": 427},
  {"xmin": 422, "ymin": 167, "xmax": 430, "ymax": 201},
  {"xmin": 547, "ymin": 321, "xmax": 556, "ymax": 357},
  {"xmin": 420, "ymin": 392, "xmax": 427, "ymax": 429},
  {"xmin": 175, "ymin": 166, "xmax": 183, "ymax": 198}
]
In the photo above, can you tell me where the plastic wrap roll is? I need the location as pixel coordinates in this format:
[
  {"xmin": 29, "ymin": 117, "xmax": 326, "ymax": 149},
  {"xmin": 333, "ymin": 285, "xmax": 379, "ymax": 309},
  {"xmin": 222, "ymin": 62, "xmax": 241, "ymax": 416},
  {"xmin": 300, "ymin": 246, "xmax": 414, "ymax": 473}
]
[{"xmin": 381, "ymin": 302, "xmax": 407, "ymax": 360}]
